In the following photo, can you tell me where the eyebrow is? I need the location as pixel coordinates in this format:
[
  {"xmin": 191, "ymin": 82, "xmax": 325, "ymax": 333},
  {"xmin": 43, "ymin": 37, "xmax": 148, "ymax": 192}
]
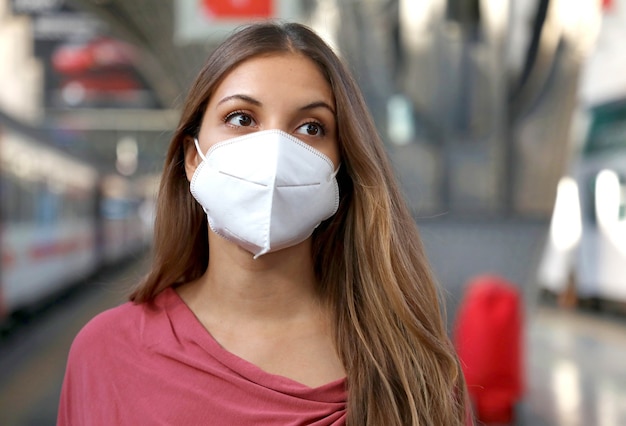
[
  {"xmin": 299, "ymin": 101, "xmax": 336, "ymax": 116},
  {"xmin": 216, "ymin": 94, "xmax": 336, "ymax": 115},
  {"xmin": 216, "ymin": 94, "xmax": 261, "ymax": 106}
]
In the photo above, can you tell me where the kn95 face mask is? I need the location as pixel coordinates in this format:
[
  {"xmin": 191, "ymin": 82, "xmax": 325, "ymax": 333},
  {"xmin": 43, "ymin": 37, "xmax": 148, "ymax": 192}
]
[{"xmin": 190, "ymin": 129, "xmax": 340, "ymax": 258}]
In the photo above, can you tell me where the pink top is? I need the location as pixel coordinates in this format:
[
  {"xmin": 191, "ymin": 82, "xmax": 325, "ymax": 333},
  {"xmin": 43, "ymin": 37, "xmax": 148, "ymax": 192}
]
[{"xmin": 58, "ymin": 287, "xmax": 347, "ymax": 425}]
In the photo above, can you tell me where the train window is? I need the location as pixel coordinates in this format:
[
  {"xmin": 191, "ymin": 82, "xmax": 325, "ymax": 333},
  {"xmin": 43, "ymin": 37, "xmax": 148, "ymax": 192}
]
[
  {"xmin": 36, "ymin": 181, "xmax": 60, "ymax": 225},
  {"xmin": 60, "ymin": 192, "xmax": 75, "ymax": 220},
  {"xmin": 59, "ymin": 186, "xmax": 92, "ymax": 221},
  {"xmin": 79, "ymin": 189, "xmax": 91, "ymax": 217},
  {"xmin": 585, "ymin": 101, "xmax": 626, "ymax": 155},
  {"xmin": 586, "ymin": 120, "xmax": 626, "ymax": 153},
  {"xmin": 18, "ymin": 178, "xmax": 36, "ymax": 223},
  {"xmin": 1, "ymin": 170, "xmax": 18, "ymax": 223}
]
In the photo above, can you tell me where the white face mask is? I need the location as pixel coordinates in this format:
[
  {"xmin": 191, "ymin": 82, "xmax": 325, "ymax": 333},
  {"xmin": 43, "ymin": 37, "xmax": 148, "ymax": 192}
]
[{"xmin": 190, "ymin": 129, "xmax": 340, "ymax": 258}]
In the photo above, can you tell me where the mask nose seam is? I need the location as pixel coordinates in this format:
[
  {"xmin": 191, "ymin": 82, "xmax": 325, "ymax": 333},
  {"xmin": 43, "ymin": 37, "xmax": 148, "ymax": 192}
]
[{"xmin": 264, "ymin": 136, "xmax": 280, "ymax": 253}]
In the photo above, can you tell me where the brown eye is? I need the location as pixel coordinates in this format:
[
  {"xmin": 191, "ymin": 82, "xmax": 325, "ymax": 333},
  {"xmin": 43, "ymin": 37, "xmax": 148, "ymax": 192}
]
[
  {"xmin": 296, "ymin": 122, "xmax": 325, "ymax": 137},
  {"xmin": 306, "ymin": 124, "xmax": 319, "ymax": 135},
  {"xmin": 225, "ymin": 112, "xmax": 255, "ymax": 127}
]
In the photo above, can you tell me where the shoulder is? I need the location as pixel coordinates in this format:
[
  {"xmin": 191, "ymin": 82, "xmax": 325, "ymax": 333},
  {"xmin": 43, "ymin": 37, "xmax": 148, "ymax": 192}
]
[
  {"xmin": 68, "ymin": 301, "xmax": 143, "ymax": 358},
  {"xmin": 82, "ymin": 300, "xmax": 142, "ymax": 334},
  {"xmin": 59, "ymin": 289, "xmax": 183, "ymax": 424},
  {"xmin": 67, "ymin": 287, "xmax": 177, "ymax": 361}
]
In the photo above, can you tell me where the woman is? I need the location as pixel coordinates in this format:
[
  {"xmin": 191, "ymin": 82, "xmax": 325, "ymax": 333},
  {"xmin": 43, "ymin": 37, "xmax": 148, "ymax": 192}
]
[{"xmin": 59, "ymin": 21, "xmax": 470, "ymax": 425}]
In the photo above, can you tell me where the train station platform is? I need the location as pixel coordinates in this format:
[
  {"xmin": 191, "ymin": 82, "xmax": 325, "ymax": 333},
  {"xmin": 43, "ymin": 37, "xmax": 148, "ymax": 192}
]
[{"xmin": 1, "ymin": 244, "xmax": 625, "ymax": 425}]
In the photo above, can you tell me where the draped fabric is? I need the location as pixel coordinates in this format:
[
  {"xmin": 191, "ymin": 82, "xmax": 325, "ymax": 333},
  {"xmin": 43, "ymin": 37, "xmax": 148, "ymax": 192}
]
[{"xmin": 58, "ymin": 287, "xmax": 347, "ymax": 425}]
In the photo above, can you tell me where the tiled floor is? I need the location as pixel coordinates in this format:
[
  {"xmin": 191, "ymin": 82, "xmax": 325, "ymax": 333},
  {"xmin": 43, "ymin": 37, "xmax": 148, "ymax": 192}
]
[{"xmin": 522, "ymin": 306, "xmax": 626, "ymax": 426}]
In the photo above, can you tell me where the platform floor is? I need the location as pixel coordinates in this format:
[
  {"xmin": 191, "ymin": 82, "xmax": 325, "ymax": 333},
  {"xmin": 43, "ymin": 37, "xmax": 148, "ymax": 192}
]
[{"xmin": 1, "ymin": 255, "xmax": 625, "ymax": 426}]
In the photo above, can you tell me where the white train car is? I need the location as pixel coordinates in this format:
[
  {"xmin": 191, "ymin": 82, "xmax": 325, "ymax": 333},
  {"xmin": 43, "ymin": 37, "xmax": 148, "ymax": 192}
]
[
  {"xmin": 538, "ymin": 98, "xmax": 626, "ymax": 306},
  {"xmin": 0, "ymin": 116, "xmax": 100, "ymax": 318},
  {"xmin": 0, "ymin": 112, "xmax": 152, "ymax": 323},
  {"xmin": 99, "ymin": 174, "xmax": 151, "ymax": 265}
]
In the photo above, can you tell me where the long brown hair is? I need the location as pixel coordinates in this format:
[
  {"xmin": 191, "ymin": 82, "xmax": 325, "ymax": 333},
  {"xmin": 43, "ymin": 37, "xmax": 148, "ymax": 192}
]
[{"xmin": 131, "ymin": 21, "xmax": 469, "ymax": 425}]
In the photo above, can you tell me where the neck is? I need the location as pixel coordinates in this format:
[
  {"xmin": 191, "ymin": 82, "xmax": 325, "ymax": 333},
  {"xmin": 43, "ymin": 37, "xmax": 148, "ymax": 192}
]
[
  {"xmin": 176, "ymin": 234, "xmax": 345, "ymax": 388},
  {"xmin": 179, "ymin": 235, "xmax": 321, "ymax": 324}
]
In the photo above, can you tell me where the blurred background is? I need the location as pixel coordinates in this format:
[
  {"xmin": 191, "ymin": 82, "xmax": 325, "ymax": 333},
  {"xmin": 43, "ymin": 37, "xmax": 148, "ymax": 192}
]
[{"xmin": 0, "ymin": 0, "xmax": 625, "ymax": 424}]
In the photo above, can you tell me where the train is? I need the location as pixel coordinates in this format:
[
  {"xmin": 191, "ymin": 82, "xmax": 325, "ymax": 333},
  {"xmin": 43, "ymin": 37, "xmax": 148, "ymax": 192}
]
[
  {"xmin": 0, "ymin": 110, "xmax": 153, "ymax": 324},
  {"xmin": 538, "ymin": 97, "xmax": 626, "ymax": 308}
]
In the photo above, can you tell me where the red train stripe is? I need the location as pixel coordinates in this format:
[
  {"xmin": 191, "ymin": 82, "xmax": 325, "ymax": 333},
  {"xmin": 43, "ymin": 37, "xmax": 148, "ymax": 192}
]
[{"xmin": 28, "ymin": 237, "xmax": 94, "ymax": 260}]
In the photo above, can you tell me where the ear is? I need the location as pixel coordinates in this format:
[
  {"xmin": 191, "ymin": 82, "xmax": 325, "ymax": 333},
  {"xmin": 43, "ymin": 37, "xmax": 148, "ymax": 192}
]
[{"xmin": 184, "ymin": 136, "xmax": 201, "ymax": 182}]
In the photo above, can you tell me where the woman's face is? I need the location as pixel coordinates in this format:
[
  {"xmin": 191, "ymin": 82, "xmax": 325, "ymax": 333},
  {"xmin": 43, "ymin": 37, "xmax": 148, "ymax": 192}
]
[{"xmin": 186, "ymin": 53, "xmax": 340, "ymax": 178}]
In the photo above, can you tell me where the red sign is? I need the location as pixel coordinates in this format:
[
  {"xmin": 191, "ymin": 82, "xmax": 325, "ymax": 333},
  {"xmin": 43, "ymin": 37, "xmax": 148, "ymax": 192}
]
[{"xmin": 202, "ymin": 0, "xmax": 274, "ymax": 19}]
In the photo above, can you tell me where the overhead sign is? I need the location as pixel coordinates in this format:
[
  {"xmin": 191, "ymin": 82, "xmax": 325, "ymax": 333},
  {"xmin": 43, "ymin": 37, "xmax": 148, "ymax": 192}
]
[
  {"xmin": 175, "ymin": 0, "xmax": 301, "ymax": 44},
  {"xmin": 10, "ymin": 0, "xmax": 64, "ymax": 14},
  {"xmin": 10, "ymin": 0, "xmax": 105, "ymax": 40},
  {"xmin": 201, "ymin": 0, "xmax": 273, "ymax": 19},
  {"xmin": 33, "ymin": 13, "xmax": 104, "ymax": 40}
]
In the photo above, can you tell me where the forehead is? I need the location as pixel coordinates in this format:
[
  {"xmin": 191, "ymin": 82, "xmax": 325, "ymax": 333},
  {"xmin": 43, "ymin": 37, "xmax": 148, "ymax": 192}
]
[{"xmin": 211, "ymin": 53, "xmax": 334, "ymax": 103}]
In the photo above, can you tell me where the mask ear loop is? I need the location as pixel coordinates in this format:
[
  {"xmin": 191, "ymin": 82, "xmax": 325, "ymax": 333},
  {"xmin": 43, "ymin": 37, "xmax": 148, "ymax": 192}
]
[
  {"xmin": 329, "ymin": 163, "xmax": 341, "ymax": 181},
  {"xmin": 191, "ymin": 138, "xmax": 209, "ymax": 215},
  {"xmin": 193, "ymin": 138, "xmax": 207, "ymax": 162}
]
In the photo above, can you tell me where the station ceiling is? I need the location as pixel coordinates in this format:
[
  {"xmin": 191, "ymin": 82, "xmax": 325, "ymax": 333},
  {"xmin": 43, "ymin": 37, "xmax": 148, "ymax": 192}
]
[
  {"xmin": 67, "ymin": 0, "xmax": 215, "ymax": 107},
  {"xmin": 43, "ymin": 0, "xmax": 385, "ymax": 177},
  {"xmin": 57, "ymin": 0, "xmax": 221, "ymax": 176}
]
